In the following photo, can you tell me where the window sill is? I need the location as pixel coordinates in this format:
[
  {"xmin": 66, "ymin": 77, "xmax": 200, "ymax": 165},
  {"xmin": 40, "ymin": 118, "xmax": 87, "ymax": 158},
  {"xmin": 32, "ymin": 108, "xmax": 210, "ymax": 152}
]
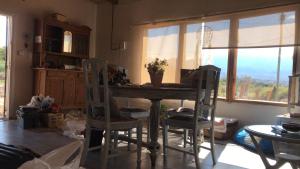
[{"xmin": 217, "ymin": 98, "xmax": 288, "ymax": 107}]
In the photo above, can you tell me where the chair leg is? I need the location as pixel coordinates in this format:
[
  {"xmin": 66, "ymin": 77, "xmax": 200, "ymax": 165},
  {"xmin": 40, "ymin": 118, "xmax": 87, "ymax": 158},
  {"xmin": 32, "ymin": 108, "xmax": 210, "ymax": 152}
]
[
  {"xmin": 290, "ymin": 162, "xmax": 298, "ymax": 169},
  {"xmin": 100, "ymin": 130, "xmax": 111, "ymax": 169},
  {"xmin": 193, "ymin": 130, "xmax": 200, "ymax": 169},
  {"xmin": 137, "ymin": 123, "xmax": 143, "ymax": 169},
  {"xmin": 127, "ymin": 129, "xmax": 132, "ymax": 151},
  {"xmin": 210, "ymin": 127, "xmax": 216, "ymax": 165},
  {"xmin": 80, "ymin": 125, "xmax": 91, "ymax": 166},
  {"xmin": 189, "ymin": 130, "xmax": 193, "ymax": 145},
  {"xmin": 113, "ymin": 131, "xmax": 119, "ymax": 152},
  {"xmin": 162, "ymin": 120, "xmax": 168, "ymax": 162},
  {"xmin": 183, "ymin": 129, "xmax": 188, "ymax": 148},
  {"xmin": 146, "ymin": 118, "xmax": 150, "ymax": 144}
]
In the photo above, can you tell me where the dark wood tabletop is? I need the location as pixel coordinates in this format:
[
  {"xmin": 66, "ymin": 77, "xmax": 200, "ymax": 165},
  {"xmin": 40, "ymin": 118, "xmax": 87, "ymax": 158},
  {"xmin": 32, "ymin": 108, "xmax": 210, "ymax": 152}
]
[{"xmin": 110, "ymin": 84, "xmax": 197, "ymax": 100}]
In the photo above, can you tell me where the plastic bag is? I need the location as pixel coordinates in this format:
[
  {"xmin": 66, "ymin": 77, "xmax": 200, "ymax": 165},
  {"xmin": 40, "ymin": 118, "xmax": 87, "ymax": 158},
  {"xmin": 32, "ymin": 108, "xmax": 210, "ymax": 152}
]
[
  {"xmin": 62, "ymin": 110, "xmax": 86, "ymax": 139},
  {"xmin": 26, "ymin": 96, "xmax": 55, "ymax": 110},
  {"xmin": 62, "ymin": 120, "xmax": 85, "ymax": 139},
  {"xmin": 27, "ymin": 96, "xmax": 44, "ymax": 108},
  {"xmin": 18, "ymin": 141, "xmax": 85, "ymax": 169},
  {"xmin": 41, "ymin": 96, "xmax": 55, "ymax": 110}
]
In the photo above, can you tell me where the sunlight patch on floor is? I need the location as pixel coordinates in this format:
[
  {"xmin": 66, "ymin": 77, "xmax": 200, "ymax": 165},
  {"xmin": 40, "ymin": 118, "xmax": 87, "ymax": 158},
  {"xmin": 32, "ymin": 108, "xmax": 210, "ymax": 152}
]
[
  {"xmin": 217, "ymin": 143, "xmax": 293, "ymax": 169},
  {"xmin": 198, "ymin": 142, "xmax": 211, "ymax": 159}
]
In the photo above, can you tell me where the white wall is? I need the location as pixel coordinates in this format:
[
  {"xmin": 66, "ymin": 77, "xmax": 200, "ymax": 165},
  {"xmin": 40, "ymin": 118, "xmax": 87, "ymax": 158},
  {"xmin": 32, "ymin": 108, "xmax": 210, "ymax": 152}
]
[
  {"xmin": 96, "ymin": 0, "xmax": 299, "ymax": 126},
  {"xmin": 216, "ymin": 101, "xmax": 287, "ymax": 125},
  {"xmin": 117, "ymin": 98, "xmax": 288, "ymax": 126},
  {"xmin": 162, "ymin": 100, "xmax": 288, "ymax": 126},
  {"xmin": 0, "ymin": 0, "xmax": 98, "ymax": 118}
]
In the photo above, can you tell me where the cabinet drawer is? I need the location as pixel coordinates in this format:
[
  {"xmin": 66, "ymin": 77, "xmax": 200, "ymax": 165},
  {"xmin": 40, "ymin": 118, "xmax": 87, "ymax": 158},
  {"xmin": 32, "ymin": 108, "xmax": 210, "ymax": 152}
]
[
  {"xmin": 77, "ymin": 73, "xmax": 84, "ymax": 78},
  {"xmin": 47, "ymin": 71, "xmax": 77, "ymax": 78},
  {"xmin": 78, "ymin": 72, "xmax": 92, "ymax": 79},
  {"xmin": 47, "ymin": 71, "xmax": 68, "ymax": 77}
]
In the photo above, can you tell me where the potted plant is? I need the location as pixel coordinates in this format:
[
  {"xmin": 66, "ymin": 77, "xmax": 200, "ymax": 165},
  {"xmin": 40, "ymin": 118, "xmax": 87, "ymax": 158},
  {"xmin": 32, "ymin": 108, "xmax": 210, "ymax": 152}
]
[{"xmin": 145, "ymin": 58, "xmax": 168, "ymax": 87}]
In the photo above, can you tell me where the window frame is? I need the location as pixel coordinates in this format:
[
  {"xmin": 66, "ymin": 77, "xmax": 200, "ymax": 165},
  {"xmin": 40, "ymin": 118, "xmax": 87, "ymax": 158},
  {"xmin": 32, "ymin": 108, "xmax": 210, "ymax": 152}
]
[{"xmin": 142, "ymin": 4, "xmax": 300, "ymax": 105}]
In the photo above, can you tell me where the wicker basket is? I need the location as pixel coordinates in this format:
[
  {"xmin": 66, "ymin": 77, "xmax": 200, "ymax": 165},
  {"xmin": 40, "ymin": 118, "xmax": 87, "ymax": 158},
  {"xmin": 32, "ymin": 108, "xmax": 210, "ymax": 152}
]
[{"xmin": 41, "ymin": 113, "xmax": 64, "ymax": 128}]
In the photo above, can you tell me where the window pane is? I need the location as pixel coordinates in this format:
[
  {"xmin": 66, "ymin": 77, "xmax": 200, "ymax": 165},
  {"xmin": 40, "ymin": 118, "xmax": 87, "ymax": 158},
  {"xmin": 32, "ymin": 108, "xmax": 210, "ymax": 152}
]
[
  {"xmin": 236, "ymin": 47, "xmax": 293, "ymax": 102},
  {"xmin": 183, "ymin": 20, "xmax": 229, "ymax": 97},
  {"xmin": 201, "ymin": 49, "xmax": 228, "ymax": 97},
  {"xmin": 142, "ymin": 25, "xmax": 180, "ymax": 83}
]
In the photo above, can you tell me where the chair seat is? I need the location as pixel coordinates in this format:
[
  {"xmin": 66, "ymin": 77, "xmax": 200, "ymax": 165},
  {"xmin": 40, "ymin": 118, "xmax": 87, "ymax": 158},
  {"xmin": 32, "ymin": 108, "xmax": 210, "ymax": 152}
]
[
  {"xmin": 167, "ymin": 107, "xmax": 194, "ymax": 117},
  {"xmin": 88, "ymin": 117, "xmax": 142, "ymax": 130},
  {"xmin": 120, "ymin": 108, "xmax": 150, "ymax": 119},
  {"xmin": 166, "ymin": 107, "xmax": 210, "ymax": 128},
  {"xmin": 167, "ymin": 107, "xmax": 209, "ymax": 120},
  {"xmin": 165, "ymin": 114, "xmax": 211, "ymax": 129}
]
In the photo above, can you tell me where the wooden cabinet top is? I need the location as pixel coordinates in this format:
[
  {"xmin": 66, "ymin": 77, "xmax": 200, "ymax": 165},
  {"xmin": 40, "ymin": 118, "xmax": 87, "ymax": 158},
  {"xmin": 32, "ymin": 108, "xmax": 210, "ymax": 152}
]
[
  {"xmin": 43, "ymin": 18, "xmax": 91, "ymax": 35},
  {"xmin": 33, "ymin": 68, "xmax": 83, "ymax": 73},
  {"xmin": 33, "ymin": 17, "xmax": 91, "ymax": 68}
]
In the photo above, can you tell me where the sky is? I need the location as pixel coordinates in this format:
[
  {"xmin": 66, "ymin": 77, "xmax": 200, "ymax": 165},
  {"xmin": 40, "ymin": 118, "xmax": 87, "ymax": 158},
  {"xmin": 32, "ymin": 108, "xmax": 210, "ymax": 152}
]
[
  {"xmin": 202, "ymin": 47, "xmax": 293, "ymax": 85},
  {"xmin": 0, "ymin": 15, "xmax": 6, "ymax": 47}
]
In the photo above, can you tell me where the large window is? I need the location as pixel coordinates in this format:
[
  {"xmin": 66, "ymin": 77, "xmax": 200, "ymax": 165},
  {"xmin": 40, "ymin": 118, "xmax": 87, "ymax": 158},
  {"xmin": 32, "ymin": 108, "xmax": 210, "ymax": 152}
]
[{"xmin": 142, "ymin": 4, "xmax": 299, "ymax": 104}]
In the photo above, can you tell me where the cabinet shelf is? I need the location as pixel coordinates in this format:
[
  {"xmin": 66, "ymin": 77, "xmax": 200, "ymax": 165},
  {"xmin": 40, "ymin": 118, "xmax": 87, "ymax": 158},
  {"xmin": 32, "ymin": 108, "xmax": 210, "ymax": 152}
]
[
  {"xmin": 46, "ymin": 51, "xmax": 87, "ymax": 59},
  {"xmin": 45, "ymin": 37, "xmax": 60, "ymax": 41}
]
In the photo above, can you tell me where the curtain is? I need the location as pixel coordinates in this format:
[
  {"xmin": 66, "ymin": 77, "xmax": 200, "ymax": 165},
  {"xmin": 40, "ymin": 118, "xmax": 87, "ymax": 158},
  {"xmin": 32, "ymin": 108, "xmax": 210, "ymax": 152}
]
[
  {"xmin": 183, "ymin": 20, "xmax": 230, "ymax": 69},
  {"xmin": 142, "ymin": 25, "xmax": 180, "ymax": 83},
  {"xmin": 238, "ymin": 11, "xmax": 296, "ymax": 48},
  {"xmin": 183, "ymin": 10, "xmax": 296, "ymax": 52}
]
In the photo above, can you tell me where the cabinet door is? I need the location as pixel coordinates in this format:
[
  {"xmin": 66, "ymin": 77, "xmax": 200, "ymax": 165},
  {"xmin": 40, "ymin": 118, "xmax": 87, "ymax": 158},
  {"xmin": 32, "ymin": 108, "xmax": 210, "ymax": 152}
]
[
  {"xmin": 45, "ymin": 77, "xmax": 64, "ymax": 105},
  {"xmin": 62, "ymin": 75, "xmax": 76, "ymax": 107},
  {"xmin": 75, "ymin": 77, "xmax": 85, "ymax": 107}
]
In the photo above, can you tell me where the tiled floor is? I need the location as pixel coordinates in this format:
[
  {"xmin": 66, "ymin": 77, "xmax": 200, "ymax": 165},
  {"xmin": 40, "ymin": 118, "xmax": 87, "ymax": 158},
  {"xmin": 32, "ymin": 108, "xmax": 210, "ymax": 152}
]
[
  {"xmin": 0, "ymin": 120, "xmax": 294, "ymax": 169},
  {"xmin": 0, "ymin": 120, "xmax": 73, "ymax": 155}
]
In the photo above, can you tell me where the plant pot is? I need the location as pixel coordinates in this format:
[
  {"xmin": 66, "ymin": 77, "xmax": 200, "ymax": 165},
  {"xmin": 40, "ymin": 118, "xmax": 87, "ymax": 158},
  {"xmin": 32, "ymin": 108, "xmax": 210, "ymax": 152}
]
[{"xmin": 149, "ymin": 71, "xmax": 163, "ymax": 87}]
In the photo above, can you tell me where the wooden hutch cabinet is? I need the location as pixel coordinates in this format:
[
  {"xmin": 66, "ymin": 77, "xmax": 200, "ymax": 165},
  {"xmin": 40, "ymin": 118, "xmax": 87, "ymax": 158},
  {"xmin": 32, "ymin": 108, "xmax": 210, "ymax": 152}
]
[{"xmin": 33, "ymin": 17, "xmax": 90, "ymax": 109}]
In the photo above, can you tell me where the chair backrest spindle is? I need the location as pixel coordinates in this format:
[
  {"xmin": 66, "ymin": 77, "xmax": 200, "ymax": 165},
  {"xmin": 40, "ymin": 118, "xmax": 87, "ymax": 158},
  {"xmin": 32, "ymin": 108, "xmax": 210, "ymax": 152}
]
[
  {"xmin": 82, "ymin": 59, "xmax": 111, "ymax": 125},
  {"xmin": 193, "ymin": 65, "xmax": 221, "ymax": 127}
]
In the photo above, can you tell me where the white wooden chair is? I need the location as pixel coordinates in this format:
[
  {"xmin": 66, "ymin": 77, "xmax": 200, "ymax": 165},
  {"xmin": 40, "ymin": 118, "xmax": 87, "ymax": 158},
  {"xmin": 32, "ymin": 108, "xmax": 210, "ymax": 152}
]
[
  {"xmin": 119, "ymin": 107, "xmax": 150, "ymax": 150},
  {"xmin": 162, "ymin": 65, "xmax": 220, "ymax": 169},
  {"xmin": 80, "ymin": 58, "xmax": 143, "ymax": 169}
]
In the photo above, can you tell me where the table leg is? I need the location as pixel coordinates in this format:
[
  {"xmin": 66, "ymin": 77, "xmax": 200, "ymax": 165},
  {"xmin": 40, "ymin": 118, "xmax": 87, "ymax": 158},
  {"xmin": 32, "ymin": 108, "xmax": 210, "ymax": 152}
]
[
  {"xmin": 148, "ymin": 99, "xmax": 161, "ymax": 167},
  {"xmin": 249, "ymin": 134, "xmax": 285, "ymax": 169}
]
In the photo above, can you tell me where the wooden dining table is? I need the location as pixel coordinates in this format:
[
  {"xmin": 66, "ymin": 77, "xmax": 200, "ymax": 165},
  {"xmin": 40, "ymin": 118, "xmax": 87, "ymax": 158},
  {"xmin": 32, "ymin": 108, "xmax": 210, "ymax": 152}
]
[{"xmin": 110, "ymin": 84, "xmax": 197, "ymax": 167}]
